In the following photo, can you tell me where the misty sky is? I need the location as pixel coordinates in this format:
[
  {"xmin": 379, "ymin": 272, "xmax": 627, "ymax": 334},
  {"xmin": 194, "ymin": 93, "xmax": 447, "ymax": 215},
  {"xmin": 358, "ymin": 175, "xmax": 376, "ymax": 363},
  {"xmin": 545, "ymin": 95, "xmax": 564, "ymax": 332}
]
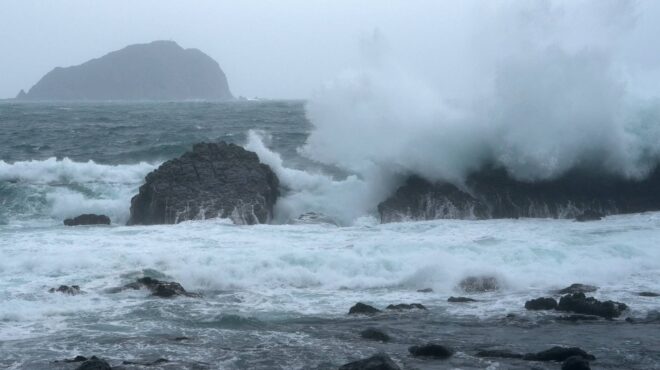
[{"xmin": 2, "ymin": 1, "xmax": 660, "ymax": 100}]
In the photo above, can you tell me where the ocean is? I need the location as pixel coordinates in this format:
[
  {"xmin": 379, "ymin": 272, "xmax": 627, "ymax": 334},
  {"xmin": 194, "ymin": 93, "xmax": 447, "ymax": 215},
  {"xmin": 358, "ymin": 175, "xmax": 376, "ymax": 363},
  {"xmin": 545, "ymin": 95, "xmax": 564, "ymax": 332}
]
[{"xmin": 1, "ymin": 101, "xmax": 659, "ymax": 369}]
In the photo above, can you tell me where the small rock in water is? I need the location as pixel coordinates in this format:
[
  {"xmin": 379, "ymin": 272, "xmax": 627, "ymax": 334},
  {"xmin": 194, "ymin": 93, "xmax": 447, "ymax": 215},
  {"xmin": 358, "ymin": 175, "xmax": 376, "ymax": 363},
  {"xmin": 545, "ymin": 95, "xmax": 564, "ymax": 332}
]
[
  {"xmin": 408, "ymin": 343, "xmax": 454, "ymax": 359},
  {"xmin": 75, "ymin": 356, "xmax": 111, "ymax": 370},
  {"xmin": 348, "ymin": 302, "xmax": 381, "ymax": 315},
  {"xmin": 523, "ymin": 346, "xmax": 596, "ymax": 362},
  {"xmin": 339, "ymin": 353, "xmax": 401, "ymax": 370},
  {"xmin": 385, "ymin": 303, "xmax": 427, "ymax": 310},
  {"xmin": 360, "ymin": 328, "xmax": 391, "ymax": 342},
  {"xmin": 557, "ymin": 314, "xmax": 600, "ymax": 322},
  {"xmin": 524, "ymin": 297, "xmax": 557, "ymax": 310},
  {"xmin": 556, "ymin": 283, "xmax": 598, "ymax": 294},
  {"xmin": 575, "ymin": 210, "xmax": 603, "ymax": 222},
  {"xmin": 60, "ymin": 355, "xmax": 87, "ymax": 363},
  {"xmin": 562, "ymin": 355, "xmax": 592, "ymax": 370},
  {"xmin": 48, "ymin": 285, "xmax": 82, "ymax": 295},
  {"xmin": 122, "ymin": 358, "xmax": 169, "ymax": 366},
  {"xmin": 119, "ymin": 277, "xmax": 198, "ymax": 298},
  {"xmin": 557, "ymin": 293, "xmax": 627, "ymax": 319},
  {"xmin": 448, "ymin": 296, "xmax": 477, "ymax": 303},
  {"xmin": 173, "ymin": 336, "xmax": 190, "ymax": 341},
  {"xmin": 64, "ymin": 214, "xmax": 111, "ymax": 226},
  {"xmin": 475, "ymin": 349, "xmax": 523, "ymax": 359},
  {"xmin": 458, "ymin": 276, "xmax": 500, "ymax": 292},
  {"xmin": 638, "ymin": 291, "xmax": 659, "ymax": 297},
  {"xmin": 417, "ymin": 288, "xmax": 433, "ymax": 293}
]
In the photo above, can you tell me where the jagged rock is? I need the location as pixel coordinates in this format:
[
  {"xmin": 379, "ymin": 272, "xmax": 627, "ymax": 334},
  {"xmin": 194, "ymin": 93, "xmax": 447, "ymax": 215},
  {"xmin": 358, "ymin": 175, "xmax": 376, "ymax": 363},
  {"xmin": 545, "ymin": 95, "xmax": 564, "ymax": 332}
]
[
  {"xmin": 575, "ymin": 210, "xmax": 603, "ymax": 221},
  {"xmin": 75, "ymin": 356, "xmax": 111, "ymax": 370},
  {"xmin": 475, "ymin": 349, "xmax": 523, "ymax": 359},
  {"xmin": 557, "ymin": 293, "xmax": 627, "ymax": 319},
  {"xmin": 119, "ymin": 277, "xmax": 198, "ymax": 298},
  {"xmin": 556, "ymin": 284, "xmax": 598, "ymax": 294},
  {"xmin": 339, "ymin": 353, "xmax": 401, "ymax": 370},
  {"xmin": 127, "ymin": 142, "xmax": 278, "ymax": 225},
  {"xmin": 18, "ymin": 40, "xmax": 232, "ymax": 101},
  {"xmin": 448, "ymin": 296, "xmax": 477, "ymax": 303},
  {"xmin": 417, "ymin": 288, "xmax": 433, "ymax": 293},
  {"xmin": 408, "ymin": 343, "xmax": 454, "ymax": 359},
  {"xmin": 525, "ymin": 297, "xmax": 558, "ymax": 310},
  {"xmin": 385, "ymin": 303, "xmax": 427, "ymax": 310},
  {"xmin": 458, "ymin": 276, "xmax": 500, "ymax": 292},
  {"xmin": 64, "ymin": 214, "xmax": 110, "ymax": 226},
  {"xmin": 523, "ymin": 347, "xmax": 596, "ymax": 362},
  {"xmin": 360, "ymin": 328, "xmax": 391, "ymax": 342},
  {"xmin": 48, "ymin": 285, "xmax": 82, "ymax": 295},
  {"xmin": 638, "ymin": 292, "xmax": 659, "ymax": 297},
  {"xmin": 349, "ymin": 303, "xmax": 381, "ymax": 315},
  {"xmin": 562, "ymin": 356, "xmax": 592, "ymax": 370}
]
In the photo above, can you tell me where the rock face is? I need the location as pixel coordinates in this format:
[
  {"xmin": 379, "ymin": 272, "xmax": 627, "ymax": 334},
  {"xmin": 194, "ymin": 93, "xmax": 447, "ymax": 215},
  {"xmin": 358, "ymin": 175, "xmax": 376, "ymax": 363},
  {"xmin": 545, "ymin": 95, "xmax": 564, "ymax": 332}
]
[
  {"xmin": 127, "ymin": 142, "xmax": 279, "ymax": 225},
  {"xmin": 378, "ymin": 167, "xmax": 660, "ymax": 222},
  {"xmin": 63, "ymin": 214, "xmax": 110, "ymax": 226},
  {"xmin": 18, "ymin": 40, "xmax": 233, "ymax": 101}
]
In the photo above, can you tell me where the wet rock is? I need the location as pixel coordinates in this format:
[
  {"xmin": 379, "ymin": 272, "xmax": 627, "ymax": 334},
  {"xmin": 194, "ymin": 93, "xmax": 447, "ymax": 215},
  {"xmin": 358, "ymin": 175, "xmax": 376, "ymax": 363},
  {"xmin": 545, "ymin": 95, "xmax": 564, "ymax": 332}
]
[
  {"xmin": 417, "ymin": 288, "xmax": 433, "ymax": 293},
  {"xmin": 64, "ymin": 214, "xmax": 110, "ymax": 226},
  {"xmin": 525, "ymin": 297, "xmax": 557, "ymax": 310},
  {"xmin": 638, "ymin": 291, "xmax": 659, "ymax": 297},
  {"xmin": 348, "ymin": 302, "xmax": 381, "ymax": 315},
  {"xmin": 523, "ymin": 347, "xmax": 596, "ymax": 362},
  {"xmin": 127, "ymin": 142, "xmax": 279, "ymax": 226},
  {"xmin": 57, "ymin": 355, "xmax": 87, "ymax": 363},
  {"xmin": 475, "ymin": 349, "xmax": 524, "ymax": 359},
  {"xmin": 122, "ymin": 358, "xmax": 169, "ymax": 366},
  {"xmin": 556, "ymin": 284, "xmax": 598, "ymax": 294},
  {"xmin": 360, "ymin": 328, "xmax": 391, "ymax": 342},
  {"xmin": 339, "ymin": 353, "xmax": 401, "ymax": 370},
  {"xmin": 75, "ymin": 356, "xmax": 111, "ymax": 370},
  {"xmin": 174, "ymin": 336, "xmax": 190, "ymax": 341},
  {"xmin": 48, "ymin": 285, "xmax": 82, "ymax": 295},
  {"xmin": 557, "ymin": 293, "xmax": 628, "ymax": 319},
  {"xmin": 408, "ymin": 343, "xmax": 454, "ymax": 359},
  {"xmin": 120, "ymin": 277, "xmax": 198, "ymax": 298},
  {"xmin": 448, "ymin": 296, "xmax": 477, "ymax": 303},
  {"xmin": 575, "ymin": 210, "xmax": 603, "ymax": 222},
  {"xmin": 385, "ymin": 303, "xmax": 427, "ymax": 310},
  {"xmin": 562, "ymin": 356, "xmax": 591, "ymax": 370},
  {"xmin": 458, "ymin": 276, "xmax": 500, "ymax": 292}
]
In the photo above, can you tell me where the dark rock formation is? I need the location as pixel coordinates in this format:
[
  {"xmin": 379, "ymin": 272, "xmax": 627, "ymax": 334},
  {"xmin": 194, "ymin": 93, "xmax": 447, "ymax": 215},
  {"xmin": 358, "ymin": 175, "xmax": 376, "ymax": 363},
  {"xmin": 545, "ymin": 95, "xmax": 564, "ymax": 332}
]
[
  {"xmin": 408, "ymin": 343, "xmax": 454, "ymax": 359},
  {"xmin": 119, "ymin": 277, "xmax": 197, "ymax": 298},
  {"xmin": 575, "ymin": 210, "xmax": 603, "ymax": 222},
  {"xmin": 385, "ymin": 303, "xmax": 427, "ymax": 310},
  {"xmin": 556, "ymin": 284, "xmax": 598, "ymax": 294},
  {"xmin": 557, "ymin": 293, "xmax": 627, "ymax": 319},
  {"xmin": 562, "ymin": 356, "xmax": 592, "ymax": 370},
  {"xmin": 348, "ymin": 303, "xmax": 381, "ymax": 315},
  {"xmin": 475, "ymin": 349, "xmax": 524, "ymax": 359},
  {"xmin": 127, "ymin": 142, "xmax": 279, "ymax": 225},
  {"xmin": 523, "ymin": 346, "xmax": 595, "ymax": 362},
  {"xmin": 638, "ymin": 291, "xmax": 659, "ymax": 297},
  {"xmin": 417, "ymin": 288, "xmax": 433, "ymax": 293},
  {"xmin": 525, "ymin": 297, "xmax": 558, "ymax": 310},
  {"xmin": 18, "ymin": 40, "xmax": 233, "ymax": 101},
  {"xmin": 63, "ymin": 214, "xmax": 110, "ymax": 226},
  {"xmin": 360, "ymin": 328, "xmax": 391, "ymax": 342},
  {"xmin": 448, "ymin": 296, "xmax": 477, "ymax": 303},
  {"xmin": 75, "ymin": 356, "xmax": 111, "ymax": 370},
  {"xmin": 49, "ymin": 285, "xmax": 82, "ymax": 295},
  {"xmin": 339, "ymin": 353, "xmax": 401, "ymax": 370},
  {"xmin": 378, "ymin": 166, "xmax": 660, "ymax": 222},
  {"xmin": 458, "ymin": 276, "xmax": 500, "ymax": 292}
]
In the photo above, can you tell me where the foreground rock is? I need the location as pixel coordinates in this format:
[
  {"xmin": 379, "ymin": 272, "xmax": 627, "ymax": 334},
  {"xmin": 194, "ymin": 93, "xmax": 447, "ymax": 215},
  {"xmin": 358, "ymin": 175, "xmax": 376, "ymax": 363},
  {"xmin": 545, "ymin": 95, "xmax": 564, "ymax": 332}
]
[
  {"xmin": 408, "ymin": 343, "xmax": 454, "ymax": 359},
  {"xmin": 385, "ymin": 303, "xmax": 427, "ymax": 310},
  {"xmin": 75, "ymin": 356, "xmax": 111, "ymax": 370},
  {"xmin": 18, "ymin": 40, "xmax": 233, "ymax": 101},
  {"xmin": 448, "ymin": 296, "xmax": 477, "ymax": 303},
  {"xmin": 49, "ymin": 285, "xmax": 82, "ymax": 295},
  {"xmin": 348, "ymin": 303, "xmax": 381, "ymax": 315},
  {"xmin": 378, "ymin": 168, "xmax": 660, "ymax": 221},
  {"xmin": 556, "ymin": 284, "xmax": 598, "ymax": 294},
  {"xmin": 64, "ymin": 214, "xmax": 110, "ymax": 226},
  {"xmin": 339, "ymin": 353, "xmax": 400, "ymax": 370},
  {"xmin": 562, "ymin": 356, "xmax": 592, "ymax": 370},
  {"xmin": 360, "ymin": 328, "xmax": 391, "ymax": 342},
  {"xmin": 116, "ymin": 277, "xmax": 198, "ymax": 298},
  {"xmin": 525, "ymin": 297, "xmax": 557, "ymax": 310},
  {"xmin": 557, "ymin": 293, "xmax": 627, "ymax": 319},
  {"xmin": 458, "ymin": 276, "xmax": 500, "ymax": 292},
  {"xmin": 127, "ymin": 142, "xmax": 279, "ymax": 225},
  {"xmin": 523, "ymin": 346, "xmax": 595, "ymax": 362}
]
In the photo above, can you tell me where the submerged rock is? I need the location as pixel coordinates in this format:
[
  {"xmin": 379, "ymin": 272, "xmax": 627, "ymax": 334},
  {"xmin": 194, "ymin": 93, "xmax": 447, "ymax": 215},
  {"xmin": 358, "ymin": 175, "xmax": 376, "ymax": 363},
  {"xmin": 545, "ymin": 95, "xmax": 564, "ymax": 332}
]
[
  {"xmin": 448, "ymin": 296, "xmax": 477, "ymax": 303},
  {"xmin": 525, "ymin": 297, "xmax": 558, "ymax": 310},
  {"xmin": 360, "ymin": 328, "xmax": 391, "ymax": 342},
  {"xmin": 556, "ymin": 284, "xmax": 598, "ymax": 294},
  {"xmin": 417, "ymin": 288, "xmax": 433, "ymax": 293},
  {"xmin": 523, "ymin": 346, "xmax": 596, "ymax": 362},
  {"xmin": 339, "ymin": 353, "xmax": 401, "ymax": 370},
  {"xmin": 348, "ymin": 303, "xmax": 381, "ymax": 315},
  {"xmin": 48, "ymin": 285, "xmax": 82, "ymax": 295},
  {"xmin": 557, "ymin": 293, "xmax": 627, "ymax": 319},
  {"xmin": 408, "ymin": 343, "xmax": 454, "ymax": 359},
  {"xmin": 119, "ymin": 277, "xmax": 197, "ymax": 298},
  {"xmin": 458, "ymin": 276, "xmax": 500, "ymax": 292},
  {"xmin": 557, "ymin": 314, "xmax": 601, "ymax": 322},
  {"xmin": 475, "ymin": 349, "xmax": 524, "ymax": 359},
  {"xmin": 638, "ymin": 291, "xmax": 659, "ymax": 297},
  {"xmin": 385, "ymin": 303, "xmax": 427, "ymax": 310},
  {"xmin": 63, "ymin": 214, "xmax": 110, "ymax": 226},
  {"xmin": 122, "ymin": 358, "xmax": 169, "ymax": 366},
  {"xmin": 127, "ymin": 142, "xmax": 279, "ymax": 225},
  {"xmin": 74, "ymin": 356, "xmax": 111, "ymax": 370},
  {"xmin": 562, "ymin": 356, "xmax": 592, "ymax": 370}
]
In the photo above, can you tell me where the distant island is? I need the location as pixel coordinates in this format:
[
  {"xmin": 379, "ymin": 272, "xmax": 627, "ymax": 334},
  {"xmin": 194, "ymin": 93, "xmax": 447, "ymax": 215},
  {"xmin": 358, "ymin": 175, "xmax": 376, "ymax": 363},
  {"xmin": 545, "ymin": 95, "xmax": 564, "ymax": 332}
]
[{"xmin": 16, "ymin": 40, "xmax": 233, "ymax": 101}]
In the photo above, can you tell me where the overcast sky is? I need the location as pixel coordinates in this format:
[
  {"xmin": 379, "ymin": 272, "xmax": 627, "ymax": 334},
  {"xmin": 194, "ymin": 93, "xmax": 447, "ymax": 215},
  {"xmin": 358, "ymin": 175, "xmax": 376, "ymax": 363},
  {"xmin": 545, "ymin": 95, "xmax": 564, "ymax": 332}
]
[{"xmin": 2, "ymin": 1, "xmax": 660, "ymax": 100}]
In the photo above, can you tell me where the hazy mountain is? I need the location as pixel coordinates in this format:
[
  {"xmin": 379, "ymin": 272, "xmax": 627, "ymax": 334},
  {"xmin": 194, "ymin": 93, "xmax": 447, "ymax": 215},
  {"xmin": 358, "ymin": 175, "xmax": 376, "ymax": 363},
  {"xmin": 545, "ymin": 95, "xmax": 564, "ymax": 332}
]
[{"xmin": 17, "ymin": 40, "xmax": 233, "ymax": 101}]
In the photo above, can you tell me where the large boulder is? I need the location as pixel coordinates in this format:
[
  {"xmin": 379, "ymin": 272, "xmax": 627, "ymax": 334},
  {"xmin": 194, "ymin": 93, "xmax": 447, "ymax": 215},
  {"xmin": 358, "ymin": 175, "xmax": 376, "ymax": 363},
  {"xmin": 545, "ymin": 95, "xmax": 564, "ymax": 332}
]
[
  {"xmin": 127, "ymin": 142, "xmax": 279, "ymax": 225},
  {"xmin": 557, "ymin": 293, "xmax": 627, "ymax": 319},
  {"xmin": 525, "ymin": 297, "xmax": 558, "ymax": 310},
  {"xmin": 64, "ymin": 214, "xmax": 110, "ymax": 226}
]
